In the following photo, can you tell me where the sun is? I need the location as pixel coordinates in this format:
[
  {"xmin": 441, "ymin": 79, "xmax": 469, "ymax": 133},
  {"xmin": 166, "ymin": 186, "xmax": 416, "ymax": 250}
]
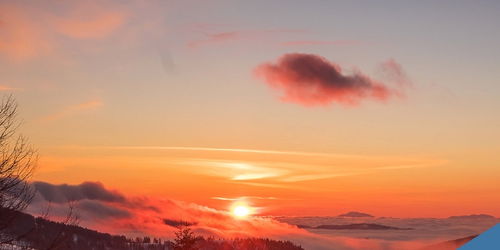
[{"xmin": 232, "ymin": 205, "xmax": 250, "ymax": 218}]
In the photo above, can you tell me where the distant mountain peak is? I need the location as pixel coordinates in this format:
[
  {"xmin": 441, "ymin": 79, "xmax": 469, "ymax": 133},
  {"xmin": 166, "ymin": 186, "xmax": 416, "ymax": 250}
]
[
  {"xmin": 312, "ymin": 223, "xmax": 411, "ymax": 230},
  {"xmin": 338, "ymin": 211, "xmax": 374, "ymax": 218},
  {"xmin": 447, "ymin": 214, "xmax": 495, "ymax": 219}
]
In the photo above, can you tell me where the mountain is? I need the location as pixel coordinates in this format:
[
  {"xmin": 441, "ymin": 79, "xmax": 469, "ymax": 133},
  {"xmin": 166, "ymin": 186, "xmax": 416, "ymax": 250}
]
[
  {"xmin": 337, "ymin": 211, "xmax": 374, "ymax": 218},
  {"xmin": 447, "ymin": 214, "xmax": 495, "ymax": 220},
  {"xmin": 297, "ymin": 223, "xmax": 411, "ymax": 230}
]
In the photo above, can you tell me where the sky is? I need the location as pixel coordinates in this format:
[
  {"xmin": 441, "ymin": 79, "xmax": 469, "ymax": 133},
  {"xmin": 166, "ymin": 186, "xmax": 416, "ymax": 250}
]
[{"xmin": 1, "ymin": 0, "xmax": 500, "ymax": 219}]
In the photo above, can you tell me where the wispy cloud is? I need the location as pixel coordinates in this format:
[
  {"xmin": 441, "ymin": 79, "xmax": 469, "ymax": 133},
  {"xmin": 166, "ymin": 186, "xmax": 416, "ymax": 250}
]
[
  {"xmin": 176, "ymin": 159, "xmax": 290, "ymax": 181},
  {"xmin": 0, "ymin": 1, "xmax": 127, "ymax": 61},
  {"xmin": 379, "ymin": 58, "xmax": 413, "ymax": 87},
  {"xmin": 0, "ymin": 2, "xmax": 51, "ymax": 61},
  {"xmin": 280, "ymin": 40, "xmax": 362, "ymax": 46},
  {"xmin": 0, "ymin": 85, "xmax": 23, "ymax": 91},
  {"xmin": 187, "ymin": 29, "xmax": 305, "ymax": 49},
  {"xmin": 211, "ymin": 196, "xmax": 279, "ymax": 201},
  {"xmin": 52, "ymin": 145, "xmax": 445, "ymax": 187},
  {"xmin": 232, "ymin": 173, "xmax": 282, "ymax": 181},
  {"xmin": 41, "ymin": 100, "xmax": 103, "ymax": 122},
  {"xmin": 187, "ymin": 31, "xmax": 239, "ymax": 48},
  {"xmin": 87, "ymin": 145, "xmax": 367, "ymax": 158},
  {"xmin": 52, "ymin": 3, "xmax": 127, "ymax": 39},
  {"xmin": 177, "ymin": 158, "xmax": 443, "ymax": 189},
  {"xmin": 279, "ymin": 173, "xmax": 360, "ymax": 182},
  {"xmin": 226, "ymin": 181, "xmax": 297, "ymax": 190}
]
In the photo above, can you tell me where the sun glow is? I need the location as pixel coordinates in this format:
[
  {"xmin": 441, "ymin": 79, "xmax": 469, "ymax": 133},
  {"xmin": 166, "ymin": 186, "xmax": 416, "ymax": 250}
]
[{"xmin": 232, "ymin": 205, "xmax": 251, "ymax": 218}]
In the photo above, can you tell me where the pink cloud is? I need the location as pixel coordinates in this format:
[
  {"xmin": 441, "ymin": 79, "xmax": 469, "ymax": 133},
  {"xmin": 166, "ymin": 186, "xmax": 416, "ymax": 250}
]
[
  {"xmin": 0, "ymin": 1, "xmax": 127, "ymax": 61},
  {"xmin": 0, "ymin": 3, "xmax": 52, "ymax": 61},
  {"xmin": 254, "ymin": 53, "xmax": 408, "ymax": 107},
  {"xmin": 379, "ymin": 58, "xmax": 412, "ymax": 87},
  {"xmin": 52, "ymin": 3, "xmax": 127, "ymax": 39}
]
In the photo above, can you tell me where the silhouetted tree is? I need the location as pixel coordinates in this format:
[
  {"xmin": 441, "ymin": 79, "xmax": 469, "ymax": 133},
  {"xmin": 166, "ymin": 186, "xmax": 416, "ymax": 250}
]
[
  {"xmin": 0, "ymin": 95, "xmax": 37, "ymax": 244},
  {"xmin": 0, "ymin": 96, "xmax": 79, "ymax": 249},
  {"xmin": 43, "ymin": 202, "xmax": 80, "ymax": 250},
  {"xmin": 173, "ymin": 227, "xmax": 197, "ymax": 250}
]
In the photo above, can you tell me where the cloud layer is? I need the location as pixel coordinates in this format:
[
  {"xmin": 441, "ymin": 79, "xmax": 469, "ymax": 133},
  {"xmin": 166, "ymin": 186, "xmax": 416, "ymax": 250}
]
[
  {"xmin": 26, "ymin": 181, "xmax": 365, "ymax": 249},
  {"xmin": 27, "ymin": 180, "xmax": 493, "ymax": 250},
  {"xmin": 254, "ymin": 53, "xmax": 409, "ymax": 107},
  {"xmin": 29, "ymin": 181, "xmax": 307, "ymax": 237}
]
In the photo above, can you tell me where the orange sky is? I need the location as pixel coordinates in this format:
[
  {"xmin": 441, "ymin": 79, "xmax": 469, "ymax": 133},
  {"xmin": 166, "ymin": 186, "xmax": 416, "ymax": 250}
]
[
  {"xmin": 32, "ymin": 145, "xmax": 500, "ymax": 217},
  {"xmin": 1, "ymin": 0, "xmax": 499, "ymax": 218}
]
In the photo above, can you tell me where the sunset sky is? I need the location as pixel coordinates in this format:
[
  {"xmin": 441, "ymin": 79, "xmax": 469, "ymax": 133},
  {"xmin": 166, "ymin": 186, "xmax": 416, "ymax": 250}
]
[{"xmin": 2, "ymin": 0, "xmax": 500, "ymax": 219}]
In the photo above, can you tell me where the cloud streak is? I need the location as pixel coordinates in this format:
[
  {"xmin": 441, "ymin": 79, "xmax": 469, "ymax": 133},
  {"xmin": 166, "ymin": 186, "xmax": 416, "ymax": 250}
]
[
  {"xmin": 174, "ymin": 156, "xmax": 443, "ymax": 188},
  {"xmin": 69, "ymin": 145, "xmax": 368, "ymax": 158},
  {"xmin": 212, "ymin": 196, "xmax": 279, "ymax": 201},
  {"xmin": 254, "ymin": 53, "xmax": 409, "ymax": 107},
  {"xmin": 41, "ymin": 100, "xmax": 102, "ymax": 121},
  {"xmin": 280, "ymin": 40, "xmax": 362, "ymax": 46},
  {"xmin": 50, "ymin": 145, "xmax": 445, "ymax": 187},
  {"xmin": 188, "ymin": 31, "xmax": 239, "ymax": 48},
  {"xmin": 0, "ymin": 85, "xmax": 22, "ymax": 91},
  {"xmin": 188, "ymin": 29, "xmax": 305, "ymax": 49}
]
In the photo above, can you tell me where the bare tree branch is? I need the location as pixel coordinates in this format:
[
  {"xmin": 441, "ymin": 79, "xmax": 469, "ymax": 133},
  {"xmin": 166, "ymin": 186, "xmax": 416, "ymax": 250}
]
[
  {"xmin": 0, "ymin": 95, "xmax": 38, "ymax": 244},
  {"xmin": 44, "ymin": 201, "xmax": 80, "ymax": 250}
]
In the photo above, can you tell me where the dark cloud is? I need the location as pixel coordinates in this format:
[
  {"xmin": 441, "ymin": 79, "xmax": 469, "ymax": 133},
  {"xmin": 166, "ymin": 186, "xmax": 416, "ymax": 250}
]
[
  {"xmin": 33, "ymin": 181, "xmax": 126, "ymax": 203},
  {"xmin": 254, "ymin": 53, "xmax": 408, "ymax": 107},
  {"xmin": 78, "ymin": 200, "xmax": 131, "ymax": 219},
  {"xmin": 163, "ymin": 218, "xmax": 197, "ymax": 228}
]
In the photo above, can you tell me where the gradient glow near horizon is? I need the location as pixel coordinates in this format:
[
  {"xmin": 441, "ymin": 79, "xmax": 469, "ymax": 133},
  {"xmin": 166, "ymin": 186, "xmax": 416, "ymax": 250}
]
[{"xmin": 2, "ymin": 0, "xmax": 500, "ymax": 218}]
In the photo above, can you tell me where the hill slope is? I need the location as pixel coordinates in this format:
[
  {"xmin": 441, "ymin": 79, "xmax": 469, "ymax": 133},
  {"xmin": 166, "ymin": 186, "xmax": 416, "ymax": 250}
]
[{"xmin": 0, "ymin": 208, "xmax": 303, "ymax": 250}]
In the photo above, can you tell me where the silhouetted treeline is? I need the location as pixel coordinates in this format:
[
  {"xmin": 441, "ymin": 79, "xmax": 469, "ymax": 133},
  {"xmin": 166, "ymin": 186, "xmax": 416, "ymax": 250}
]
[
  {"xmin": 189, "ymin": 237, "xmax": 304, "ymax": 250},
  {"xmin": 0, "ymin": 208, "xmax": 304, "ymax": 250}
]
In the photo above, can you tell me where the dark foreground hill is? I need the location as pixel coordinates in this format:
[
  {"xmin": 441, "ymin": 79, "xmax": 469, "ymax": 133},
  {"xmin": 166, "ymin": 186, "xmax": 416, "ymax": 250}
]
[{"xmin": 0, "ymin": 208, "xmax": 304, "ymax": 250}]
